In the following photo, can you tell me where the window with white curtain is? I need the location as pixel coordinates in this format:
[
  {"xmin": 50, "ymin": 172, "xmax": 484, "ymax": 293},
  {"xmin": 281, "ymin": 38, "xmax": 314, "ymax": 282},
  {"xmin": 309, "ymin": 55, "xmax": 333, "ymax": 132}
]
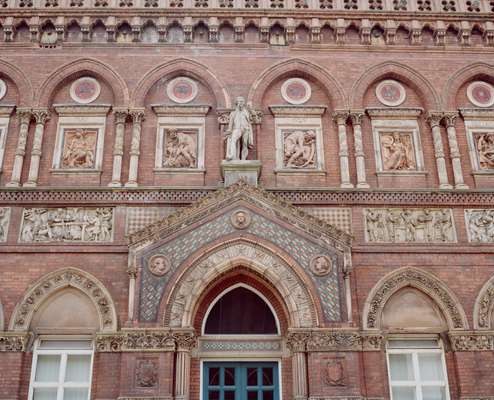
[
  {"xmin": 29, "ymin": 339, "xmax": 94, "ymax": 400},
  {"xmin": 386, "ymin": 339, "xmax": 450, "ymax": 400}
]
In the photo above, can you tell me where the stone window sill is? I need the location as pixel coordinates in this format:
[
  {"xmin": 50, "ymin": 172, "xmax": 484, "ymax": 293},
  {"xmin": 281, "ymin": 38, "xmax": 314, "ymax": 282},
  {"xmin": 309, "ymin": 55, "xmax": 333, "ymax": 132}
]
[
  {"xmin": 154, "ymin": 168, "xmax": 206, "ymax": 174},
  {"xmin": 50, "ymin": 169, "xmax": 103, "ymax": 176},
  {"xmin": 274, "ymin": 169, "xmax": 326, "ymax": 176},
  {"xmin": 376, "ymin": 170, "xmax": 428, "ymax": 176}
]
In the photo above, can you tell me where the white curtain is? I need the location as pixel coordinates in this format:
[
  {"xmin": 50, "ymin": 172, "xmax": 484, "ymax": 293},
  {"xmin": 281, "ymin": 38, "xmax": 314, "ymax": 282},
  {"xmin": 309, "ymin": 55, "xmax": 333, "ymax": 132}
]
[
  {"xmin": 65, "ymin": 355, "xmax": 91, "ymax": 383},
  {"xmin": 35, "ymin": 355, "xmax": 61, "ymax": 382}
]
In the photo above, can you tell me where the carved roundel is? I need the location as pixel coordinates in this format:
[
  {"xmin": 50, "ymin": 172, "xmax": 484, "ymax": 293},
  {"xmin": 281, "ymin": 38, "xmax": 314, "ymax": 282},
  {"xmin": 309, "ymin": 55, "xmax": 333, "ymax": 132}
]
[
  {"xmin": 281, "ymin": 78, "xmax": 312, "ymax": 105},
  {"xmin": 310, "ymin": 255, "xmax": 333, "ymax": 277},
  {"xmin": 166, "ymin": 77, "xmax": 198, "ymax": 104},
  {"xmin": 467, "ymin": 81, "xmax": 494, "ymax": 108},
  {"xmin": 148, "ymin": 255, "xmax": 171, "ymax": 277},
  {"xmin": 230, "ymin": 209, "xmax": 252, "ymax": 230},
  {"xmin": 0, "ymin": 79, "xmax": 7, "ymax": 101},
  {"xmin": 70, "ymin": 77, "xmax": 101, "ymax": 104},
  {"xmin": 375, "ymin": 80, "xmax": 406, "ymax": 107}
]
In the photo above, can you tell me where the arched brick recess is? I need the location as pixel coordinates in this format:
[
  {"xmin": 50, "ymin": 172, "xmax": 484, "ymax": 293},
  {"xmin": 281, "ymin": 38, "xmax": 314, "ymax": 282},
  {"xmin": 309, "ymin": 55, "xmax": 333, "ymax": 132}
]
[
  {"xmin": 160, "ymin": 237, "xmax": 322, "ymax": 329},
  {"xmin": 35, "ymin": 58, "xmax": 129, "ymax": 107},
  {"xmin": 474, "ymin": 274, "xmax": 494, "ymax": 329},
  {"xmin": 443, "ymin": 62, "xmax": 494, "ymax": 110},
  {"xmin": 192, "ymin": 267, "xmax": 290, "ymax": 334},
  {"xmin": 363, "ymin": 267, "xmax": 468, "ymax": 331},
  {"xmin": 350, "ymin": 61, "xmax": 441, "ymax": 110},
  {"xmin": 0, "ymin": 59, "xmax": 34, "ymax": 106},
  {"xmin": 247, "ymin": 58, "xmax": 347, "ymax": 109},
  {"xmin": 9, "ymin": 267, "xmax": 118, "ymax": 332},
  {"xmin": 131, "ymin": 58, "xmax": 231, "ymax": 108}
]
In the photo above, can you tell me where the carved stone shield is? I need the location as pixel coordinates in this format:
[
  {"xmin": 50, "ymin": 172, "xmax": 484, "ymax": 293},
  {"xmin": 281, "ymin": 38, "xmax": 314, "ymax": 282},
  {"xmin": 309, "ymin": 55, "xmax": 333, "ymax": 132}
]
[{"xmin": 324, "ymin": 358, "xmax": 345, "ymax": 386}]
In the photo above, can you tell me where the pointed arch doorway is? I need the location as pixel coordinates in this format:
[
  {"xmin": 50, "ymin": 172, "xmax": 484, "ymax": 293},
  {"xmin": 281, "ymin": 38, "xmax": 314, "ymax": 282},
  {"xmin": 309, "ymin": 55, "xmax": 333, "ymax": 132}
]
[{"xmin": 198, "ymin": 282, "xmax": 283, "ymax": 400}]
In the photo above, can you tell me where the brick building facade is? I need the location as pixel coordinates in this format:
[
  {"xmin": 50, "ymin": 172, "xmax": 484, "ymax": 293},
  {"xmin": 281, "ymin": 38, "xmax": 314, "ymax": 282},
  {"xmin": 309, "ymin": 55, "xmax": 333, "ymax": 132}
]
[{"xmin": 0, "ymin": 1, "xmax": 494, "ymax": 399}]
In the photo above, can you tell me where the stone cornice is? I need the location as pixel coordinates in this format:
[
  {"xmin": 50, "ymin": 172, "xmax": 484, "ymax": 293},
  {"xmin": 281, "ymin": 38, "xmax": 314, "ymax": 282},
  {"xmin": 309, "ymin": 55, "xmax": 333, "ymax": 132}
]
[
  {"xmin": 287, "ymin": 329, "xmax": 384, "ymax": 352},
  {"xmin": 366, "ymin": 107, "xmax": 423, "ymax": 119},
  {"xmin": 459, "ymin": 108, "xmax": 494, "ymax": 120},
  {"xmin": 269, "ymin": 105, "xmax": 326, "ymax": 117},
  {"xmin": 449, "ymin": 331, "xmax": 494, "ymax": 351},
  {"xmin": 2, "ymin": 187, "xmax": 494, "ymax": 207},
  {"xmin": 0, "ymin": 332, "xmax": 31, "ymax": 352},
  {"xmin": 53, "ymin": 104, "xmax": 112, "ymax": 116}
]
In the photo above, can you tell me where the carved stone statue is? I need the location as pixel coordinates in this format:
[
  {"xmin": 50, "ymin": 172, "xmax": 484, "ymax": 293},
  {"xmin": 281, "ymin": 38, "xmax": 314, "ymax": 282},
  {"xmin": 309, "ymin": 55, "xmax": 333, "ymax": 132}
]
[
  {"xmin": 62, "ymin": 128, "xmax": 97, "ymax": 169},
  {"xmin": 224, "ymin": 96, "xmax": 254, "ymax": 161},
  {"xmin": 283, "ymin": 129, "xmax": 317, "ymax": 168},
  {"xmin": 163, "ymin": 128, "xmax": 197, "ymax": 168},
  {"xmin": 476, "ymin": 132, "xmax": 494, "ymax": 170},
  {"xmin": 380, "ymin": 132, "xmax": 416, "ymax": 171}
]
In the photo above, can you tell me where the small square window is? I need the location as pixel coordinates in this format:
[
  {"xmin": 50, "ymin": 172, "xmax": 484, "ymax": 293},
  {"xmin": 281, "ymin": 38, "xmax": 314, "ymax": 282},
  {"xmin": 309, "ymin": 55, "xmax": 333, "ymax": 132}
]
[{"xmin": 29, "ymin": 339, "xmax": 94, "ymax": 400}]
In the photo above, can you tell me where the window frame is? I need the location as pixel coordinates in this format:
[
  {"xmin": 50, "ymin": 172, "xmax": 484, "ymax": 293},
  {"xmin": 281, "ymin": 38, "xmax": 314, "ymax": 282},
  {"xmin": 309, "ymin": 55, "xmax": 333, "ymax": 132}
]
[
  {"xmin": 28, "ymin": 337, "xmax": 95, "ymax": 400},
  {"xmin": 386, "ymin": 338, "xmax": 451, "ymax": 400}
]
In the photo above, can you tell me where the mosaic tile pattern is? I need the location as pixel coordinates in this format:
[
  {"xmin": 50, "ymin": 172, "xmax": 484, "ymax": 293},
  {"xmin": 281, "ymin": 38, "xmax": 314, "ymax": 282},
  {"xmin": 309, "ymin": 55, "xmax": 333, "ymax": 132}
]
[
  {"xmin": 139, "ymin": 209, "xmax": 342, "ymax": 323},
  {"xmin": 304, "ymin": 207, "xmax": 352, "ymax": 234},
  {"xmin": 125, "ymin": 206, "xmax": 177, "ymax": 235}
]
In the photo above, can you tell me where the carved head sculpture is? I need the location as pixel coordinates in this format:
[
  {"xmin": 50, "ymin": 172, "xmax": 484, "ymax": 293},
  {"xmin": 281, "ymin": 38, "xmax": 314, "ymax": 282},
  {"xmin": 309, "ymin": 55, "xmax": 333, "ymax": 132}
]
[
  {"xmin": 236, "ymin": 96, "xmax": 246, "ymax": 110},
  {"xmin": 148, "ymin": 255, "xmax": 171, "ymax": 277},
  {"xmin": 310, "ymin": 255, "xmax": 333, "ymax": 277},
  {"xmin": 168, "ymin": 128, "xmax": 178, "ymax": 140}
]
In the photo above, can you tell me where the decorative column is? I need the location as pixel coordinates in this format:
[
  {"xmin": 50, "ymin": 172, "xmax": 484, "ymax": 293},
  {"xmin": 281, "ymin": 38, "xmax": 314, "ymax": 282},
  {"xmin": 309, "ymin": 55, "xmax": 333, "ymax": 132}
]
[
  {"xmin": 6, "ymin": 109, "xmax": 32, "ymax": 187},
  {"xmin": 109, "ymin": 108, "xmax": 128, "ymax": 187},
  {"xmin": 24, "ymin": 108, "xmax": 49, "ymax": 187},
  {"xmin": 443, "ymin": 112, "xmax": 468, "ymax": 189},
  {"xmin": 349, "ymin": 111, "xmax": 369, "ymax": 188},
  {"xmin": 287, "ymin": 331, "xmax": 309, "ymax": 400},
  {"xmin": 126, "ymin": 265, "xmax": 137, "ymax": 324},
  {"xmin": 332, "ymin": 111, "xmax": 353, "ymax": 188},
  {"xmin": 125, "ymin": 108, "xmax": 145, "ymax": 188},
  {"xmin": 426, "ymin": 112, "xmax": 452, "ymax": 189},
  {"xmin": 174, "ymin": 331, "xmax": 196, "ymax": 400}
]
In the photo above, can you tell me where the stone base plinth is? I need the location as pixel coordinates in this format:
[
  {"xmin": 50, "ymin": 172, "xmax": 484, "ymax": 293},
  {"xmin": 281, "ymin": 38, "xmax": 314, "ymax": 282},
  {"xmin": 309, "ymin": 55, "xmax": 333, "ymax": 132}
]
[{"xmin": 221, "ymin": 160, "xmax": 262, "ymax": 187}]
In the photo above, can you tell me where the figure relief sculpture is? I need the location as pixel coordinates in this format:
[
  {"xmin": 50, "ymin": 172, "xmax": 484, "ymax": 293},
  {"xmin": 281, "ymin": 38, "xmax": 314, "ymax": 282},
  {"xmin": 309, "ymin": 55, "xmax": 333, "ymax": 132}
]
[
  {"xmin": 365, "ymin": 208, "xmax": 455, "ymax": 243},
  {"xmin": 465, "ymin": 209, "xmax": 494, "ymax": 243},
  {"xmin": 163, "ymin": 128, "xmax": 198, "ymax": 168},
  {"xmin": 379, "ymin": 132, "xmax": 416, "ymax": 171},
  {"xmin": 475, "ymin": 132, "xmax": 494, "ymax": 170},
  {"xmin": 283, "ymin": 129, "xmax": 317, "ymax": 168},
  {"xmin": 223, "ymin": 96, "xmax": 254, "ymax": 161},
  {"xmin": 0, "ymin": 207, "xmax": 10, "ymax": 242},
  {"xmin": 61, "ymin": 128, "xmax": 97, "ymax": 169},
  {"xmin": 20, "ymin": 207, "xmax": 113, "ymax": 243}
]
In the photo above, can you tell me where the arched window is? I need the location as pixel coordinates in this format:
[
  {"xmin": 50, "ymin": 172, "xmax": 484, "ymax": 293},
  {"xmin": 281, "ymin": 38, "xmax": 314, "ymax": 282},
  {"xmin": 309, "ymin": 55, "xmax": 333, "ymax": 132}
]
[{"xmin": 204, "ymin": 286, "xmax": 278, "ymax": 335}]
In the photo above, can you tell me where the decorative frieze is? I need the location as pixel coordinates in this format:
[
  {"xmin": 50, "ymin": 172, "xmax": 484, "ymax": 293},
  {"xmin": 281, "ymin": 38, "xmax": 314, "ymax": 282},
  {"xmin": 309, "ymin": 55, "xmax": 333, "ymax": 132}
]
[
  {"xmin": 0, "ymin": 207, "xmax": 10, "ymax": 242},
  {"xmin": 365, "ymin": 208, "xmax": 456, "ymax": 243},
  {"xmin": 19, "ymin": 207, "xmax": 113, "ymax": 243},
  {"xmin": 200, "ymin": 338, "xmax": 281, "ymax": 352},
  {"xmin": 286, "ymin": 330, "xmax": 383, "ymax": 352},
  {"xmin": 0, "ymin": 333, "xmax": 30, "ymax": 351},
  {"xmin": 465, "ymin": 209, "xmax": 494, "ymax": 243},
  {"xmin": 96, "ymin": 330, "xmax": 178, "ymax": 352},
  {"xmin": 449, "ymin": 332, "xmax": 494, "ymax": 351}
]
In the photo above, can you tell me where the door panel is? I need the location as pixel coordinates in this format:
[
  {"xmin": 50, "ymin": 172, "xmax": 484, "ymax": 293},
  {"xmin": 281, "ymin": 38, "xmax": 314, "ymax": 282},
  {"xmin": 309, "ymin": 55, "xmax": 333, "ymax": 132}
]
[{"xmin": 203, "ymin": 362, "xmax": 279, "ymax": 400}]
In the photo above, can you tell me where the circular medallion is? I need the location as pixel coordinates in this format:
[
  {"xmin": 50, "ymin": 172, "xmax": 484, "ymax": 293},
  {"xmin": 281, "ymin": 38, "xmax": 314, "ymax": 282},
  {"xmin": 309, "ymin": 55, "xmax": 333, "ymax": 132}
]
[
  {"xmin": 310, "ymin": 255, "xmax": 333, "ymax": 277},
  {"xmin": 0, "ymin": 79, "xmax": 7, "ymax": 101},
  {"xmin": 281, "ymin": 78, "xmax": 312, "ymax": 105},
  {"xmin": 148, "ymin": 255, "xmax": 171, "ymax": 277},
  {"xmin": 70, "ymin": 77, "xmax": 101, "ymax": 104},
  {"xmin": 467, "ymin": 81, "xmax": 494, "ymax": 108},
  {"xmin": 375, "ymin": 79, "xmax": 406, "ymax": 107},
  {"xmin": 230, "ymin": 209, "xmax": 251, "ymax": 230},
  {"xmin": 166, "ymin": 77, "xmax": 198, "ymax": 104}
]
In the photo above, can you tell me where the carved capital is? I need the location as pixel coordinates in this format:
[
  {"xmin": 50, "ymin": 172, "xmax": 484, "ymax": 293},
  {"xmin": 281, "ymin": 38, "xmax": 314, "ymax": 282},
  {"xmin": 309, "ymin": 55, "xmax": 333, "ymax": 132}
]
[
  {"xmin": 130, "ymin": 109, "xmax": 145, "ymax": 123},
  {"xmin": 286, "ymin": 330, "xmax": 311, "ymax": 352},
  {"xmin": 173, "ymin": 331, "xmax": 197, "ymax": 351},
  {"xmin": 443, "ymin": 112, "xmax": 458, "ymax": 128},
  {"xmin": 32, "ymin": 108, "xmax": 49, "ymax": 125},
  {"xmin": 127, "ymin": 265, "xmax": 138, "ymax": 279},
  {"xmin": 114, "ymin": 108, "xmax": 129, "ymax": 124},
  {"xmin": 96, "ymin": 330, "xmax": 176, "ymax": 352},
  {"xmin": 332, "ymin": 110, "xmax": 349, "ymax": 125},
  {"xmin": 426, "ymin": 112, "xmax": 443, "ymax": 128},
  {"xmin": 349, "ymin": 111, "xmax": 365, "ymax": 126},
  {"xmin": 16, "ymin": 108, "xmax": 32, "ymax": 125},
  {"xmin": 0, "ymin": 333, "xmax": 30, "ymax": 352}
]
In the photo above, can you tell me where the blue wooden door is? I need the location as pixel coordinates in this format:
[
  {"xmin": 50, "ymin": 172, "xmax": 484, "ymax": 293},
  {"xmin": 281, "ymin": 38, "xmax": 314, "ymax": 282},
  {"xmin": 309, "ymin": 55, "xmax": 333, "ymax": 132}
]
[{"xmin": 203, "ymin": 362, "xmax": 279, "ymax": 400}]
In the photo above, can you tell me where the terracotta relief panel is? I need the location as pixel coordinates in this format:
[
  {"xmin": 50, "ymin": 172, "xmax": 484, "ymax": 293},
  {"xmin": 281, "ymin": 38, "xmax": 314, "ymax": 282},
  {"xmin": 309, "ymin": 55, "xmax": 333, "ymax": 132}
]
[
  {"xmin": 282, "ymin": 129, "xmax": 318, "ymax": 169},
  {"xmin": 465, "ymin": 209, "xmax": 494, "ymax": 243},
  {"xmin": 61, "ymin": 128, "xmax": 98, "ymax": 169},
  {"xmin": 163, "ymin": 128, "xmax": 198, "ymax": 168},
  {"xmin": 379, "ymin": 131, "xmax": 417, "ymax": 171}
]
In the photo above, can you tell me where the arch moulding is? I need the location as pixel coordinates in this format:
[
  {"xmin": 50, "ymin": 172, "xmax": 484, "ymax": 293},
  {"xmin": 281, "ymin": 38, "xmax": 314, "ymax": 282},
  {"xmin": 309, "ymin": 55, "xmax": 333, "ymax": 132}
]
[
  {"xmin": 363, "ymin": 267, "xmax": 468, "ymax": 331},
  {"xmin": 247, "ymin": 58, "xmax": 347, "ymax": 109},
  {"xmin": 350, "ymin": 61, "xmax": 441, "ymax": 110},
  {"xmin": 162, "ymin": 239, "xmax": 320, "ymax": 330},
  {"xmin": 131, "ymin": 58, "xmax": 231, "ymax": 108},
  {"xmin": 9, "ymin": 267, "xmax": 118, "ymax": 332},
  {"xmin": 443, "ymin": 62, "xmax": 494, "ymax": 110},
  {"xmin": 0, "ymin": 59, "xmax": 34, "ymax": 106},
  {"xmin": 474, "ymin": 274, "xmax": 494, "ymax": 329},
  {"xmin": 35, "ymin": 58, "xmax": 129, "ymax": 107}
]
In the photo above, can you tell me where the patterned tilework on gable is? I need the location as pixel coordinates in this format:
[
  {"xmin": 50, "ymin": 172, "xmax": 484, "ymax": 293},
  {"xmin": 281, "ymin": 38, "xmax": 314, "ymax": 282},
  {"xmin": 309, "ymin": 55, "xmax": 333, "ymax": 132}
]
[{"xmin": 138, "ymin": 209, "xmax": 342, "ymax": 322}]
